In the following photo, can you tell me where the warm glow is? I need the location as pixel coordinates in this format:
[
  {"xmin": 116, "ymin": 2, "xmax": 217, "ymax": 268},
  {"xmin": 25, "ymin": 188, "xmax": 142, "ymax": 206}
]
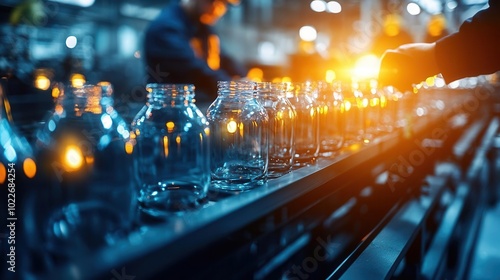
[
  {"xmin": 125, "ymin": 141, "xmax": 134, "ymax": 154},
  {"xmin": 247, "ymin": 67, "xmax": 264, "ymax": 82},
  {"xmin": 227, "ymin": 120, "xmax": 237, "ymax": 134},
  {"xmin": 52, "ymin": 86, "xmax": 61, "ymax": 98},
  {"xmin": 426, "ymin": 76, "xmax": 436, "ymax": 87},
  {"xmin": 62, "ymin": 145, "xmax": 84, "ymax": 172},
  {"xmin": 163, "ymin": 136, "xmax": 169, "ymax": 157},
  {"xmin": 0, "ymin": 163, "xmax": 5, "ymax": 184},
  {"xmin": 427, "ymin": 14, "xmax": 446, "ymax": 37},
  {"xmin": 55, "ymin": 104, "xmax": 64, "ymax": 115},
  {"xmin": 384, "ymin": 14, "xmax": 401, "ymax": 36},
  {"xmin": 23, "ymin": 158, "xmax": 37, "ymax": 179},
  {"xmin": 204, "ymin": 127, "xmax": 210, "ymax": 137},
  {"xmin": 310, "ymin": 108, "xmax": 316, "ymax": 117},
  {"xmin": 166, "ymin": 121, "xmax": 175, "ymax": 133},
  {"xmin": 352, "ymin": 54, "xmax": 380, "ymax": 81},
  {"xmin": 361, "ymin": 98, "xmax": 369, "ymax": 108},
  {"xmin": 325, "ymin": 70, "xmax": 336, "ymax": 83},
  {"xmin": 176, "ymin": 135, "xmax": 181, "ymax": 145},
  {"xmin": 344, "ymin": 100, "xmax": 351, "ymax": 112},
  {"xmin": 34, "ymin": 75, "xmax": 51, "ymax": 91},
  {"xmin": 70, "ymin": 73, "xmax": 86, "ymax": 87}
]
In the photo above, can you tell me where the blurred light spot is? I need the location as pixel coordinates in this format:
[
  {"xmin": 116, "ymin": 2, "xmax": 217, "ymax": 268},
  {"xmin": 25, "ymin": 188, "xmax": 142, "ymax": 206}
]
[
  {"xmin": 66, "ymin": 36, "xmax": 78, "ymax": 49},
  {"xmin": 0, "ymin": 163, "xmax": 5, "ymax": 184},
  {"xmin": 70, "ymin": 73, "xmax": 86, "ymax": 87},
  {"xmin": 34, "ymin": 75, "xmax": 51, "ymax": 91},
  {"xmin": 310, "ymin": 0, "xmax": 326, "ymax": 12},
  {"xmin": 407, "ymin": 2, "xmax": 421, "ymax": 15},
  {"xmin": 247, "ymin": 67, "xmax": 264, "ymax": 82},
  {"xmin": 101, "ymin": 114, "xmax": 112, "ymax": 129},
  {"xmin": 166, "ymin": 121, "xmax": 175, "ymax": 133},
  {"xmin": 46, "ymin": 121, "xmax": 56, "ymax": 134},
  {"xmin": 227, "ymin": 120, "xmax": 237, "ymax": 134},
  {"xmin": 326, "ymin": 1, "xmax": 342, "ymax": 13},
  {"xmin": 299, "ymin": 26, "xmax": 317, "ymax": 42},
  {"xmin": 52, "ymin": 86, "xmax": 61, "ymax": 98},
  {"xmin": 325, "ymin": 70, "xmax": 336, "ymax": 83},
  {"xmin": 447, "ymin": 1, "xmax": 458, "ymax": 10},
  {"xmin": 163, "ymin": 136, "xmax": 169, "ymax": 157},
  {"xmin": 352, "ymin": 54, "xmax": 380, "ymax": 80},
  {"xmin": 125, "ymin": 141, "xmax": 134, "ymax": 154},
  {"xmin": 63, "ymin": 145, "xmax": 83, "ymax": 172}
]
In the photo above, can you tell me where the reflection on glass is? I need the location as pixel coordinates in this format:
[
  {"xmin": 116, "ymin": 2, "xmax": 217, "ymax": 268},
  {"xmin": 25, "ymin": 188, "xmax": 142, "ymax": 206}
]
[
  {"xmin": 315, "ymin": 81, "xmax": 344, "ymax": 157},
  {"xmin": 30, "ymin": 84, "xmax": 137, "ymax": 266},
  {"xmin": 255, "ymin": 82, "xmax": 296, "ymax": 178},
  {"xmin": 207, "ymin": 81, "xmax": 269, "ymax": 191},
  {"xmin": 287, "ymin": 82, "xmax": 319, "ymax": 166},
  {"xmin": 132, "ymin": 83, "xmax": 210, "ymax": 216}
]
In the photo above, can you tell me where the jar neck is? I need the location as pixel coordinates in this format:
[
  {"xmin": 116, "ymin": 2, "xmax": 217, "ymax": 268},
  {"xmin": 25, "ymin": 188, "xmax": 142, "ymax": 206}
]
[
  {"xmin": 217, "ymin": 81, "xmax": 255, "ymax": 99},
  {"xmin": 56, "ymin": 85, "xmax": 110, "ymax": 116},
  {"xmin": 147, "ymin": 83, "xmax": 195, "ymax": 107}
]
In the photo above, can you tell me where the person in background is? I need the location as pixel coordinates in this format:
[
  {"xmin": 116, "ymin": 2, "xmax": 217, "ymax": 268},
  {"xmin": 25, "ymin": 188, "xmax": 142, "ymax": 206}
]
[
  {"xmin": 143, "ymin": 0, "xmax": 247, "ymax": 103},
  {"xmin": 378, "ymin": 0, "xmax": 500, "ymax": 92}
]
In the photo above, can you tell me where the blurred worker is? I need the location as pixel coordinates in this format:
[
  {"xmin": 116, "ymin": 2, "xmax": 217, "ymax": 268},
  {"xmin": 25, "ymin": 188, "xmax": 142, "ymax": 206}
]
[
  {"xmin": 143, "ymin": 0, "xmax": 247, "ymax": 103},
  {"xmin": 378, "ymin": 0, "xmax": 500, "ymax": 92}
]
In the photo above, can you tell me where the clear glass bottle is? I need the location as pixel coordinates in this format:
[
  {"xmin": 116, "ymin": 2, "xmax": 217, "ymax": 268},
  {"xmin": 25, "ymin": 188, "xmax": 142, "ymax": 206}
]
[
  {"xmin": 315, "ymin": 81, "xmax": 344, "ymax": 157},
  {"xmin": 131, "ymin": 83, "xmax": 210, "ymax": 216},
  {"xmin": 207, "ymin": 81, "xmax": 269, "ymax": 191},
  {"xmin": 31, "ymin": 83, "xmax": 137, "ymax": 263},
  {"xmin": 255, "ymin": 82, "xmax": 296, "ymax": 178},
  {"xmin": 287, "ymin": 82, "xmax": 320, "ymax": 166}
]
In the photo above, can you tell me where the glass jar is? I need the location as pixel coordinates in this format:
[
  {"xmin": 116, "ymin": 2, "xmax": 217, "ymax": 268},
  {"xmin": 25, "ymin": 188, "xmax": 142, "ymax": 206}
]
[
  {"xmin": 315, "ymin": 81, "xmax": 344, "ymax": 157},
  {"xmin": 30, "ymin": 84, "xmax": 137, "ymax": 263},
  {"xmin": 132, "ymin": 84, "xmax": 210, "ymax": 216},
  {"xmin": 255, "ymin": 82, "xmax": 296, "ymax": 178},
  {"xmin": 287, "ymin": 82, "xmax": 319, "ymax": 166},
  {"xmin": 207, "ymin": 81, "xmax": 269, "ymax": 191},
  {"xmin": 358, "ymin": 80, "xmax": 382, "ymax": 142},
  {"xmin": 342, "ymin": 82, "xmax": 365, "ymax": 146}
]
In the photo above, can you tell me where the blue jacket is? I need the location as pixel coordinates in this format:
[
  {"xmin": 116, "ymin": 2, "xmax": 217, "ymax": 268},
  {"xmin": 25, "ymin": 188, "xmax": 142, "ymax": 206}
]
[
  {"xmin": 143, "ymin": 3, "xmax": 246, "ymax": 102},
  {"xmin": 436, "ymin": 0, "xmax": 500, "ymax": 82}
]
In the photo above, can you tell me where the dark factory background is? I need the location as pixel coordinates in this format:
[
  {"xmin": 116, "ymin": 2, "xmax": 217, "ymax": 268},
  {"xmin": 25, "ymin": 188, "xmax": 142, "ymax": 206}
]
[{"xmin": 1, "ymin": 0, "xmax": 500, "ymax": 280}]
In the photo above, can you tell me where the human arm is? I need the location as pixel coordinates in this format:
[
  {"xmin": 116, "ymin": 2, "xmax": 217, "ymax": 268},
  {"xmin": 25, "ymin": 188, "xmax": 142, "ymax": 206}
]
[{"xmin": 379, "ymin": 0, "xmax": 500, "ymax": 91}]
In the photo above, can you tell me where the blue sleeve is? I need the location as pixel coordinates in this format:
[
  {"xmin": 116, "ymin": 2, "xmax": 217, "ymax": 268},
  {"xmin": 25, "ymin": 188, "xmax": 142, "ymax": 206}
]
[{"xmin": 435, "ymin": 0, "xmax": 500, "ymax": 82}]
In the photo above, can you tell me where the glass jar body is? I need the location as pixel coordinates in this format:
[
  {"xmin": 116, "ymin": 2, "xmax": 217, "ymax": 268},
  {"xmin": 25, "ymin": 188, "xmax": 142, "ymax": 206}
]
[
  {"xmin": 315, "ymin": 81, "xmax": 344, "ymax": 157},
  {"xmin": 287, "ymin": 82, "xmax": 319, "ymax": 166},
  {"xmin": 31, "ymin": 84, "xmax": 137, "ymax": 262},
  {"xmin": 207, "ymin": 81, "xmax": 269, "ymax": 191},
  {"xmin": 132, "ymin": 84, "xmax": 210, "ymax": 216},
  {"xmin": 255, "ymin": 82, "xmax": 295, "ymax": 178}
]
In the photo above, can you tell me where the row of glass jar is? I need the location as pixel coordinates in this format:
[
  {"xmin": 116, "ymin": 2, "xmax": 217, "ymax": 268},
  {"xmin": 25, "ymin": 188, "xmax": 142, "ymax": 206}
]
[{"xmin": 0, "ymin": 77, "xmax": 480, "ymax": 275}]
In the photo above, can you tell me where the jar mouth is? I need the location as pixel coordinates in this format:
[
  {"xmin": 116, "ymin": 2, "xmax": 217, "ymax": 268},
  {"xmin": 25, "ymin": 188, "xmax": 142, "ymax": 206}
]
[{"xmin": 146, "ymin": 83, "xmax": 195, "ymax": 91}]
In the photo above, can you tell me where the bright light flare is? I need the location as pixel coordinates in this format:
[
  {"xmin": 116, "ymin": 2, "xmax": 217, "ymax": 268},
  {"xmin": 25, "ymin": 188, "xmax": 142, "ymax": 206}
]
[
  {"xmin": 352, "ymin": 54, "xmax": 380, "ymax": 81},
  {"xmin": 62, "ymin": 145, "xmax": 84, "ymax": 172}
]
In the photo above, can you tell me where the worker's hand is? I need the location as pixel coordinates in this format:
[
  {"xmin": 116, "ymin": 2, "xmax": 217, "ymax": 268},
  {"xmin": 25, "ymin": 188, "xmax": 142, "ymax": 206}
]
[{"xmin": 378, "ymin": 43, "xmax": 440, "ymax": 92}]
